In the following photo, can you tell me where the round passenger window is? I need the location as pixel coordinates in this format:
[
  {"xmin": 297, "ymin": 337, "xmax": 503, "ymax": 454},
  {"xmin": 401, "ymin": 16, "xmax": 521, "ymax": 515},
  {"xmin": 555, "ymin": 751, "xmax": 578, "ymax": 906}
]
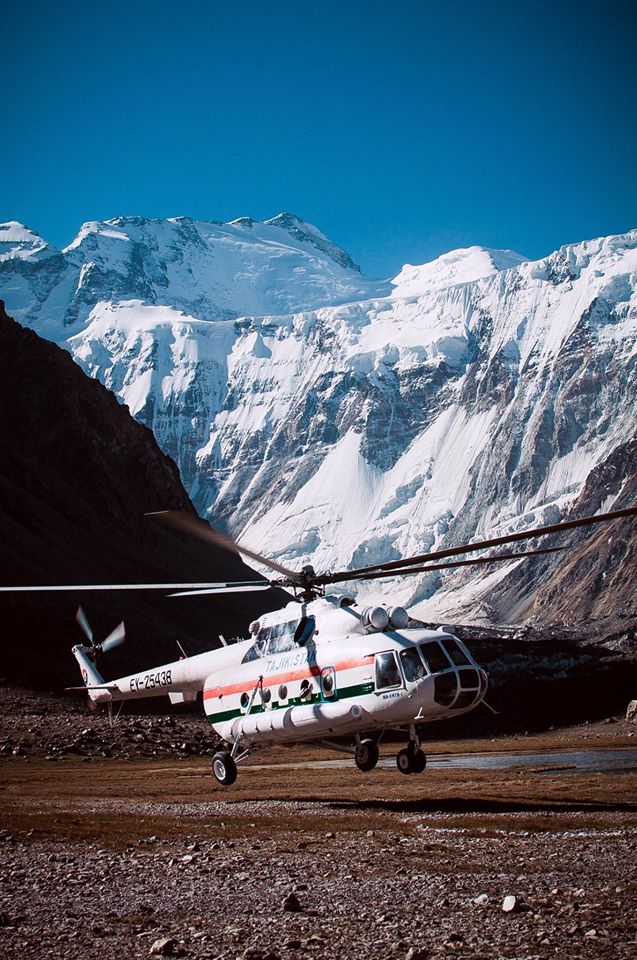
[
  {"xmin": 278, "ymin": 683, "xmax": 288, "ymax": 700},
  {"xmin": 240, "ymin": 691, "xmax": 250, "ymax": 709},
  {"xmin": 261, "ymin": 687, "xmax": 272, "ymax": 704},
  {"xmin": 300, "ymin": 679, "xmax": 313, "ymax": 699},
  {"xmin": 322, "ymin": 673, "xmax": 334, "ymax": 693}
]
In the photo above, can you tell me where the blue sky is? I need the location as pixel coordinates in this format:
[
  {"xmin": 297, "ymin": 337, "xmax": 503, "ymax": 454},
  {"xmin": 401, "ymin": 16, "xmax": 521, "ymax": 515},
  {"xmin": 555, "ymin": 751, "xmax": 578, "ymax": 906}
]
[{"xmin": 3, "ymin": 0, "xmax": 636, "ymax": 278}]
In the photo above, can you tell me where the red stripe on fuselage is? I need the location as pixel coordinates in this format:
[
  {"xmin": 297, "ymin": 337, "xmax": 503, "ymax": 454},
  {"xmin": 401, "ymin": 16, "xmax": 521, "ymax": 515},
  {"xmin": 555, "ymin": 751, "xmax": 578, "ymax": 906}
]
[{"xmin": 203, "ymin": 655, "xmax": 371, "ymax": 701}]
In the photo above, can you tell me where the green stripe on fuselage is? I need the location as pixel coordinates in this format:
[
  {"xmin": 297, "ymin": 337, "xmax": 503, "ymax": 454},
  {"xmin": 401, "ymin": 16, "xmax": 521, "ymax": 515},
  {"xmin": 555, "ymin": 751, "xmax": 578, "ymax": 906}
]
[{"xmin": 205, "ymin": 680, "xmax": 375, "ymax": 725}]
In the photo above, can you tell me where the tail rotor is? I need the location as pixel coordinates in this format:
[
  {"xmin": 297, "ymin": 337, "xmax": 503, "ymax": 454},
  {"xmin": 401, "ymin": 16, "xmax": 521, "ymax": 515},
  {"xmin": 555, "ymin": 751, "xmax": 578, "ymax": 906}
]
[
  {"xmin": 101, "ymin": 621, "xmax": 126, "ymax": 654},
  {"xmin": 75, "ymin": 606, "xmax": 94, "ymax": 644},
  {"xmin": 76, "ymin": 607, "xmax": 125, "ymax": 658}
]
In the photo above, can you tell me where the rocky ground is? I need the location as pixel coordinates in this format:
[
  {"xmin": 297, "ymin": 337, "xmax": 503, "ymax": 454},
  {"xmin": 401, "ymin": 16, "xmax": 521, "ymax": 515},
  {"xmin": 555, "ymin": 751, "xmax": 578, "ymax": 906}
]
[
  {"xmin": 1, "ymin": 800, "xmax": 635, "ymax": 960},
  {"xmin": 1, "ymin": 688, "xmax": 636, "ymax": 960},
  {"xmin": 0, "ymin": 685, "xmax": 223, "ymax": 762}
]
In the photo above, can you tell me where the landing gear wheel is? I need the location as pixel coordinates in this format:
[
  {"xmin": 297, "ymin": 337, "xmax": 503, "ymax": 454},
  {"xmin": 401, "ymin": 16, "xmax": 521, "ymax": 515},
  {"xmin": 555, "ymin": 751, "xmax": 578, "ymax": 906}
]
[
  {"xmin": 211, "ymin": 751, "xmax": 237, "ymax": 786},
  {"xmin": 355, "ymin": 738, "xmax": 379, "ymax": 772},
  {"xmin": 396, "ymin": 744, "xmax": 426, "ymax": 775},
  {"xmin": 396, "ymin": 747, "xmax": 414, "ymax": 775}
]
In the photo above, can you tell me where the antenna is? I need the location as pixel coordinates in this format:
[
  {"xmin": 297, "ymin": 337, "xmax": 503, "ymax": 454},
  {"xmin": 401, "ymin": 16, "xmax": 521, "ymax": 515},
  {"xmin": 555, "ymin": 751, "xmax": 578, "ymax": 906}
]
[{"xmin": 176, "ymin": 639, "xmax": 188, "ymax": 659}]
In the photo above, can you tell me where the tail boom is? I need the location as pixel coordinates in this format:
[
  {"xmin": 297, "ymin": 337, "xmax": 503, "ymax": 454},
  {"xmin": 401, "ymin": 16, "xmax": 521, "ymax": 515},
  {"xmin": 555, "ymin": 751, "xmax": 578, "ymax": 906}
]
[{"xmin": 70, "ymin": 647, "xmax": 224, "ymax": 705}]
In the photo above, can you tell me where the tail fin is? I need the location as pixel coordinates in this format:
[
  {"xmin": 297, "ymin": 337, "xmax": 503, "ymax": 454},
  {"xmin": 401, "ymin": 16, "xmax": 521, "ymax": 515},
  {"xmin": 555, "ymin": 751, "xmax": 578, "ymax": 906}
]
[{"xmin": 72, "ymin": 644, "xmax": 113, "ymax": 703}]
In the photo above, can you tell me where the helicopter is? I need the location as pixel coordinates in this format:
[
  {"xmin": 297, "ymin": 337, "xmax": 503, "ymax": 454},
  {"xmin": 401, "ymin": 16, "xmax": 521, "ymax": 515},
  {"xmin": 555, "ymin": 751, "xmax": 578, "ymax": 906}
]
[{"xmin": 3, "ymin": 504, "xmax": 636, "ymax": 785}]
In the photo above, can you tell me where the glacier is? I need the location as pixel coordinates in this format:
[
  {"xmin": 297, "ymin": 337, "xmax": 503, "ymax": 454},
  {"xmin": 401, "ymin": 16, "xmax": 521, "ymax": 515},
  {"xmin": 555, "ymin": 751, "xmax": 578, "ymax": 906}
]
[{"xmin": 1, "ymin": 214, "xmax": 636, "ymax": 621}]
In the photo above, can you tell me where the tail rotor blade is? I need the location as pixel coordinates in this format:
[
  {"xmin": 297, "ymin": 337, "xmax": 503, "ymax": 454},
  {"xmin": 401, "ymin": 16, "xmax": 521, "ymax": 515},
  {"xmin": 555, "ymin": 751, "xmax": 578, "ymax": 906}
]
[
  {"xmin": 101, "ymin": 622, "xmax": 125, "ymax": 653},
  {"xmin": 76, "ymin": 606, "xmax": 94, "ymax": 644}
]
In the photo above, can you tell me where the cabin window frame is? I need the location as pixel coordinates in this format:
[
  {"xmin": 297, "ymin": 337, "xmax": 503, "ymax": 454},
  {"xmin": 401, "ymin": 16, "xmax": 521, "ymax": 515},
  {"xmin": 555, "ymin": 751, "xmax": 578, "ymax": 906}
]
[
  {"xmin": 439, "ymin": 635, "xmax": 472, "ymax": 667},
  {"xmin": 319, "ymin": 665, "xmax": 337, "ymax": 701},
  {"xmin": 299, "ymin": 678, "xmax": 314, "ymax": 701}
]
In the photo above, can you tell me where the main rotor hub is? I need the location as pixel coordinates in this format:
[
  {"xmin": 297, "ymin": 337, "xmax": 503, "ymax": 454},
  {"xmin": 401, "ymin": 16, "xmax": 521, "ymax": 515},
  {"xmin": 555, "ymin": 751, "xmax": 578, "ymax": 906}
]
[{"xmin": 291, "ymin": 564, "xmax": 322, "ymax": 602}]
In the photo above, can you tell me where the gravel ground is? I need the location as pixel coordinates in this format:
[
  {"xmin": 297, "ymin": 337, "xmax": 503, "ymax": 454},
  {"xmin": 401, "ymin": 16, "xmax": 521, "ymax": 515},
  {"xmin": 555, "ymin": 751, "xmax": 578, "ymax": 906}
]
[
  {"xmin": 1, "ymin": 793, "xmax": 636, "ymax": 960},
  {"xmin": 1, "ymin": 687, "xmax": 636, "ymax": 960}
]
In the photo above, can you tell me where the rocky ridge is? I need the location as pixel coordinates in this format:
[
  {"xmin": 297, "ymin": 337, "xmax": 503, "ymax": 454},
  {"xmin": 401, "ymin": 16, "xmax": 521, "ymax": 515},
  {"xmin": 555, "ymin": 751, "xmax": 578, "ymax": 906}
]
[{"xmin": 0, "ymin": 214, "xmax": 385, "ymax": 337}]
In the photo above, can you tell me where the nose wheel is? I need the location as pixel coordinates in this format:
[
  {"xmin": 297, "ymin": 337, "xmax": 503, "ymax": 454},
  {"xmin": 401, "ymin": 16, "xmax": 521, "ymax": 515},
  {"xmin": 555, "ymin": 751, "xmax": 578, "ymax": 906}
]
[{"xmin": 396, "ymin": 743, "xmax": 427, "ymax": 775}]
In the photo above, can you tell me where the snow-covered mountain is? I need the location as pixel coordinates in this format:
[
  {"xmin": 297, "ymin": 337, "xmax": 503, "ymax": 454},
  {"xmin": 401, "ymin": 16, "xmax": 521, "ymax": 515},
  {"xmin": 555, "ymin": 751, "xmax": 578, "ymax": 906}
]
[
  {"xmin": 0, "ymin": 214, "xmax": 387, "ymax": 338},
  {"xmin": 2, "ymin": 214, "xmax": 636, "ymax": 622},
  {"xmin": 390, "ymin": 245, "xmax": 527, "ymax": 298}
]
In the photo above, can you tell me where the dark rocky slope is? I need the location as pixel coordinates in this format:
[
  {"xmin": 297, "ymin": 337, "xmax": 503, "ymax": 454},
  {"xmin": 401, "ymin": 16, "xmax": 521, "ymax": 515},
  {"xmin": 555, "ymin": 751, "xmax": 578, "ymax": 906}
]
[
  {"xmin": 439, "ymin": 440, "xmax": 637, "ymax": 727},
  {"xmin": 0, "ymin": 302, "xmax": 286, "ymax": 688},
  {"xmin": 527, "ymin": 439, "xmax": 637, "ymax": 625},
  {"xmin": 478, "ymin": 437, "xmax": 637, "ymax": 632}
]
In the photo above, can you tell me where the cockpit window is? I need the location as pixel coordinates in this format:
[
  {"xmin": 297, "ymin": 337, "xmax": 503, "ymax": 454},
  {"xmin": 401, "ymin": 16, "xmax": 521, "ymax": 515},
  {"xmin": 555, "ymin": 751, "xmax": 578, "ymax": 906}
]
[
  {"xmin": 419, "ymin": 640, "xmax": 451, "ymax": 674},
  {"xmin": 440, "ymin": 636, "xmax": 471, "ymax": 666},
  {"xmin": 264, "ymin": 621, "xmax": 297, "ymax": 655},
  {"xmin": 434, "ymin": 672, "xmax": 458, "ymax": 706},
  {"xmin": 245, "ymin": 617, "xmax": 317, "ymax": 658},
  {"xmin": 241, "ymin": 639, "xmax": 266, "ymax": 664},
  {"xmin": 400, "ymin": 647, "xmax": 427, "ymax": 682},
  {"xmin": 375, "ymin": 651, "xmax": 402, "ymax": 690},
  {"xmin": 458, "ymin": 668, "xmax": 480, "ymax": 689}
]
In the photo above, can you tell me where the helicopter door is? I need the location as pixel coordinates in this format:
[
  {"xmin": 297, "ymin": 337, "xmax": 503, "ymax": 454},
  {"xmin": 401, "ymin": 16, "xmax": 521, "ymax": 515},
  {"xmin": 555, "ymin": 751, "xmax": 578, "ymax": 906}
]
[{"xmin": 319, "ymin": 666, "xmax": 337, "ymax": 701}]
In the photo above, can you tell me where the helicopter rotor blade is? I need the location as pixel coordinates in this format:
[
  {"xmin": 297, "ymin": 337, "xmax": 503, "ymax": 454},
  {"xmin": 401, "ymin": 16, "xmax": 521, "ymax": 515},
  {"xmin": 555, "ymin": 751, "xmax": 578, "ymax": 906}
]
[
  {"xmin": 321, "ymin": 546, "xmax": 565, "ymax": 586},
  {"xmin": 147, "ymin": 510, "xmax": 299, "ymax": 580},
  {"xmin": 0, "ymin": 581, "xmax": 269, "ymax": 593},
  {"xmin": 319, "ymin": 504, "xmax": 637, "ymax": 584},
  {"xmin": 75, "ymin": 606, "xmax": 94, "ymax": 643},
  {"xmin": 100, "ymin": 622, "xmax": 125, "ymax": 653},
  {"xmin": 167, "ymin": 582, "xmax": 272, "ymax": 597}
]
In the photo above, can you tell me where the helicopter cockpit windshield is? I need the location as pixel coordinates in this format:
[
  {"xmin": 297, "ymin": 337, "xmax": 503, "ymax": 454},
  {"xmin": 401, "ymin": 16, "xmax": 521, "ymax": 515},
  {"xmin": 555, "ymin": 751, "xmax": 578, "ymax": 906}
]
[
  {"xmin": 372, "ymin": 635, "xmax": 485, "ymax": 711},
  {"xmin": 439, "ymin": 636, "xmax": 471, "ymax": 666},
  {"xmin": 419, "ymin": 640, "xmax": 450, "ymax": 673},
  {"xmin": 420, "ymin": 636, "xmax": 485, "ymax": 709}
]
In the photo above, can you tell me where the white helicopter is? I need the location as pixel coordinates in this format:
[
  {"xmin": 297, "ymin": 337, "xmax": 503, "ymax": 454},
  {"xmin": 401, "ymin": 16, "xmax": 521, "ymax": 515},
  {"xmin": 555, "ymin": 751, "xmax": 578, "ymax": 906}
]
[{"xmin": 3, "ymin": 505, "xmax": 636, "ymax": 785}]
